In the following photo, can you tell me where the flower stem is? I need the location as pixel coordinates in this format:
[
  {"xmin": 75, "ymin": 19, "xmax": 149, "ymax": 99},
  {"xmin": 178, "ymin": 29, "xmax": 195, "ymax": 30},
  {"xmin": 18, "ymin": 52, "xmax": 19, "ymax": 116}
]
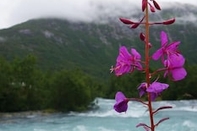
[{"xmin": 144, "ymin": 3, "xmax": 155, "ymax": 131}]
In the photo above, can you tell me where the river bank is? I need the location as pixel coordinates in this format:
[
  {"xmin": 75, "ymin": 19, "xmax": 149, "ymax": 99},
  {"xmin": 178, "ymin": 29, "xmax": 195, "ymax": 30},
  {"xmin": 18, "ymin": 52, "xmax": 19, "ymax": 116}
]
[{"xmin": 0, "ymin": 110, "xmax": 58, "ymax": 119}]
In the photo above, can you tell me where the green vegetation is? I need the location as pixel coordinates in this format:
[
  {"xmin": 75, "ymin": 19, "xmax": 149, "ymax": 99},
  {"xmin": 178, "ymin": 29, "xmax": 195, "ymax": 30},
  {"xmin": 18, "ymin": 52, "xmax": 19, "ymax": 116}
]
[
  {"xmin": 0, "ymin": 9, "xmax": 197, "ymax": 112},
  {"xmin": 0, "ymin": 55, "xmax": 101, "ymax": 112},
  {"xmin": 0, "ymin": 18, "xmax": 197, "ymax": 81},
  {"xmin": 0, "ymin": 55, "xmax": 197, "ymax": 112}
]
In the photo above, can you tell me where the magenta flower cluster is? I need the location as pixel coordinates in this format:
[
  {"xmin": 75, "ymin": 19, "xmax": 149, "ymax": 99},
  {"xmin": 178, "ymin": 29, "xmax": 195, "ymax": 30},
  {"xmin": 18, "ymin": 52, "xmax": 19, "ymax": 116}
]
[
  {"xmin": 112, "ymin": 30, "xmax": 187, "ymax": 113},
  {"xmin": 111, "ymin": 0, "xmax": 187, "ymax": 130},
  {"xmin": 110, "ymin": 46, "xmax": 142, "ymax": 76},
  {"xmin": 152, "ymin": 31, "xmax": 187, "ymax": 81}
]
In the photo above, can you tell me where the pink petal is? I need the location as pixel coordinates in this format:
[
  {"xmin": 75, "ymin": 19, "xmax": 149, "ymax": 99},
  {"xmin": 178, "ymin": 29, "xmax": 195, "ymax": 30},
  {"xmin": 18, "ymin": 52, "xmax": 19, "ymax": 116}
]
[
  {"xmin": 171, "ymin": 68, "xmax": 187, "ymax": 81},
  {"xmin": 115, "ymin": 92, "xmax": 126, "ymax": 102},
  {"xmin": 114, "ymin": 100, "xmax": 128, "ymax": 113},
  {"xmin": 167, "ymin": 41, "xmax": 180, "ymax": 51},
  {"xmin": 117, "ymin": 46, "xmax": 131, "ymax": 62},
  {"xmin": 147, "ymin": 82, "xmax": 169, "ymax": 93},
  {"xmin": 160, "ymin": 31, "xmax": 168, "ymax": 46},
  {"xmin": 169, "ymin": 54, "xmax": 185, "ymax": 67},
  {"xmin": 131, "ymin": 48, "xmax": 141, "ymax": 59},
  {"xmin": 114, "ymin": 63, "xmax": 131, "ymax": 76},
  {"xmin": 152, "ymin": 48, "xmax": 163, "ymax": 60},
  {"xmin": 135, "ymin": 62, "xmax": 143, "ymax": 71}
]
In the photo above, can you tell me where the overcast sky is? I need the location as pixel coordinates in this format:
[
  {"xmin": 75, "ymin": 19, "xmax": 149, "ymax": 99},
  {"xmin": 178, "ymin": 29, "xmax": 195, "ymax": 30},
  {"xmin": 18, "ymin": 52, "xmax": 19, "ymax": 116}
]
[{"xmin": 0, "ymin": 0, "xmax": 197, "ymax": 29}]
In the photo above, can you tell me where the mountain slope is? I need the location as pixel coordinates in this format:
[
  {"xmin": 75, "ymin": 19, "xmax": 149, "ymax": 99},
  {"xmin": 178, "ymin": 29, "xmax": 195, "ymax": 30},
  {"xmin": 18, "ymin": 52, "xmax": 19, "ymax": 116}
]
[{"xmin": 0, "ymin": 4, "xmax": 197, "ymax": 80}]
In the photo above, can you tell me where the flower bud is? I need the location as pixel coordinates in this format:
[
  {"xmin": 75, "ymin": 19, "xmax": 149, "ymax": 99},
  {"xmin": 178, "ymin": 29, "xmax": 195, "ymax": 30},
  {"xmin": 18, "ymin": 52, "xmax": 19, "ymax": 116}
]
[
  {"xmin": 153, "ymin": 0, "xmax": 161, "ymax": 10},
  {"xmin": 149, "ymin": 3, "xmax": 155, "ymax": 12},
  {"xmin": 139, "ymin": 33, "xmax": 152, "ymax": 48},
  {"xmin": 119, "ymin": 18, "xmax": 135, "ymax": 25},
  {"xmin": 142, "ymin": 0, "xmax": 147, "ymax": 12},
  {"xmin": 131, "ymin": 23, "xmax": 140, "ymax": 28},
  {"xmin": 140, "ymin": 33, "xmax": 145, "ymax": 41},
  {"xmin": 148, "ymin": 42, "xmax": 152, "ymax": 48},
  {"xmin": 130, "ymin": 16, "xmax": 145, "ymax": 29},
  {"xmin": 163, "ymin": 18, "xmax": 175, "ymax": 25}
]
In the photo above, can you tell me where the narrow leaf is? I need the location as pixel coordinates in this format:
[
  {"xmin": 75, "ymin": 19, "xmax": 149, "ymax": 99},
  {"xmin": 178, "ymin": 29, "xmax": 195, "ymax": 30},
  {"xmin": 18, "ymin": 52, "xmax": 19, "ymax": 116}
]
[
  {"xmin": 153, "ymin": 106, "xmax": 173, "ymax": 114},
  {"xmin": 155, "ymin": 117, "xmax": 170, "ymax": 127},
  {"xmin": 136, "ymin": 123, "xmax": 150, "ymax": 129}
]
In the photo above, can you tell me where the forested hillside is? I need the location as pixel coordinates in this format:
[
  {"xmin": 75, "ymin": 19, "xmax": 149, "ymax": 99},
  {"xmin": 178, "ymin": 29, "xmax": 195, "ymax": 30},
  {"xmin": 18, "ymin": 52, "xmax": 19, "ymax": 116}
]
[
  {"xmin": 0, "ymin": 4, "xmax": 197, "ymax": 80},
  {"xmin": 0, "ymin": 3, "xmax": 197, "ymax": 112}
]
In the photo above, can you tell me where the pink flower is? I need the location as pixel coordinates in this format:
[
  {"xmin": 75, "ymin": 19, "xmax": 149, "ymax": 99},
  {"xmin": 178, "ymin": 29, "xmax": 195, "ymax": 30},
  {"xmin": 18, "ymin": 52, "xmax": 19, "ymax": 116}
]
[
  {"xmin": 114, "ymin": 92, "xmax": 129, "ymax": 113},
  {"xmin": 137, "ymin": 82, "xmax": 147, "ymax": 97},
  {"xmin": 164, "ymin": 54, "xmax": 187, "ymax": 81},
  {"xmin": 111, "ymin": 46, "xmax": 142, "ymax": 76},
  {"xmin": 152, "ymin": 31, "xmax": 180, "ymax": 61},
  {"xmin": 138, "ymin": 82, "xmax": 169, "ymax": 101},
  {"xmin": 146, "ymin": 82, "xmax": 169, "ymax": 101}
]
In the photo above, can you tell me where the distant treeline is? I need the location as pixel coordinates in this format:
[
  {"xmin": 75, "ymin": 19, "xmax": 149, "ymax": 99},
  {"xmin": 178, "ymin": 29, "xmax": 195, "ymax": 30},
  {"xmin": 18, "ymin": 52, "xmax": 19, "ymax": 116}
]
[
  {"xmin": 0, "ymin": 55, "xmax": 102, "ymax": 112},
  {"xmin": 0, "ymin": 55, "xmax": 196, "ymax": 112}
]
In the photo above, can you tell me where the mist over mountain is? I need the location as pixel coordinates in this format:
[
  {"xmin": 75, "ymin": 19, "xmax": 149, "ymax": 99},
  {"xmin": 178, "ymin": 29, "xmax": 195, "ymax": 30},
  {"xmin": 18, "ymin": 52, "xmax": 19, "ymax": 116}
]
[{"xmin": 0, "ymin": 3, "xmax": 196, "ymax": 80}]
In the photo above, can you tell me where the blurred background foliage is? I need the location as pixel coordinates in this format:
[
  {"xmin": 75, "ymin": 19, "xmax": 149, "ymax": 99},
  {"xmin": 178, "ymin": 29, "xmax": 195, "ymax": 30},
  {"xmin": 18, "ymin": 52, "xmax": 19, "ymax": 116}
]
[{"xmin": 0, "ymin": 55, "xmax": 196, "ymax": 112}]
